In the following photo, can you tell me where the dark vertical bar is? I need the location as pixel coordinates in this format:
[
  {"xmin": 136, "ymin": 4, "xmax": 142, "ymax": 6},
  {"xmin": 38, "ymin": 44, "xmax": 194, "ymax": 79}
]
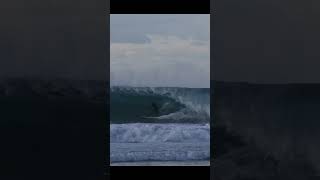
[
  {"xmin": 212, "ymin": 0, "xmax": 320, "ymax": 179},
  {"xmin": 0, "ymin": 0, "xmax": 109, "ymax": 179},
  {"xmin": 106, "ymin": 0, "xmax": 111, "ymax": 177},
  {"xmin": 210, "ymin": 0, "xmax": 214, "ymax": 178}
]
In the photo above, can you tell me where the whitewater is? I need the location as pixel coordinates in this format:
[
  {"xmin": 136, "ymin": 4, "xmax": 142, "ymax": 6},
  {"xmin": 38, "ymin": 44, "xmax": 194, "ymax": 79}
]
[{"xmin": 110, "ymin": 87, "xmax": 210, "ymax": 165}]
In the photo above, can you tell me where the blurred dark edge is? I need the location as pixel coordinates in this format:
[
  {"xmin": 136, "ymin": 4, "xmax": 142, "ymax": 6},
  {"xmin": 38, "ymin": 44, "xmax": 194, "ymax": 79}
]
[
  {"xmin": 0, "ymin": 0, "xmax": 109, "ymax": 179},
  {"xmin": 211, "ymin": 81, "xmax": 320, "ymax": 180},
  {"xmin": 211, "ymin": 0, "xmax": 320, "ymax": 178}
]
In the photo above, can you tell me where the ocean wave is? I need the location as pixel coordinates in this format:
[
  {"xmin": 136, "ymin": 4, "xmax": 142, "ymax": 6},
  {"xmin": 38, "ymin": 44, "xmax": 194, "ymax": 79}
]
[{"xmin": 110, "ymin": 86, "xmax": 210, "ymax": 123}]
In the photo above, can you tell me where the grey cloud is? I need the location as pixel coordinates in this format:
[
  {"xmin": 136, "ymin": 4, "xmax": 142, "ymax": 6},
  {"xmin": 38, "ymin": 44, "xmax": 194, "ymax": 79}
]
[
  {"xmin": 111, "ymin": 15, "xmax": 210, "ymax": 88},
  {"xmin": 111, "ymin": 14, "xmax": 209, "ymax": 44}
]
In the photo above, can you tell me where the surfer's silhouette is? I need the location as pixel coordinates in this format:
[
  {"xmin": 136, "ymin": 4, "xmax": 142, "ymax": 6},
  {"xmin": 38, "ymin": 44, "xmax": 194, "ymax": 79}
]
[{"xmin": 151, "ymin": 102, "xmax": 159, "ymax": 116}]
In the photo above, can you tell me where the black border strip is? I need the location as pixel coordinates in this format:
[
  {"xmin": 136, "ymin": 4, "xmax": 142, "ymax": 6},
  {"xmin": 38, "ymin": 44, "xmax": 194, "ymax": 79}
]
[
  {"xmin": 210, "ymin": 0, "xmax": 215, "ymax": 179},
  {"xmin": 111, "ymin": 167, "xmax": 210, "ymax": 179},
  {"xmin": 111, "ymin": 0, "xmax": 210, "ymax": 14}
]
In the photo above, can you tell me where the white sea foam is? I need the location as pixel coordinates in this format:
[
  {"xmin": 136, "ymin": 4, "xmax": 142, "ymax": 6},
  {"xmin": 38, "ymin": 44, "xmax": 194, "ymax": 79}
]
[
  {"xmin": 110, "ymin": 123, "xmax": 210, "ymax": 143},
  {"xmin": 110, "ymin": 142, "xmax": 210, "ymax": 163},
  {"xmin": 110, "ymin": 123, "xmax": 210, "ymax": 163}
]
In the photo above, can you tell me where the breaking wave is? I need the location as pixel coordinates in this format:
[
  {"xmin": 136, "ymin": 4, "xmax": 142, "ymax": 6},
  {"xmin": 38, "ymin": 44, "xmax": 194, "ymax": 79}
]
[{"xmin": 110, "ymin": 86, "xmax": 210, "ymax": 123}]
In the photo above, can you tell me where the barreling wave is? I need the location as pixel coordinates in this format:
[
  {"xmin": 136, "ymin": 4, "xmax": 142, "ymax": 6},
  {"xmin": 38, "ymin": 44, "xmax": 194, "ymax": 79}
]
[{"xmin": 110, "ymin": 86, "xmax": 210, "ymax": 123}]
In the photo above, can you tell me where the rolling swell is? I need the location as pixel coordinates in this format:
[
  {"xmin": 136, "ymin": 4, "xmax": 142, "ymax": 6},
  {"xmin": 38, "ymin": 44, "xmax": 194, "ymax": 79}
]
[{"xmin": 110, "ymin": 86, "xmax": 210, "ymax": 123}]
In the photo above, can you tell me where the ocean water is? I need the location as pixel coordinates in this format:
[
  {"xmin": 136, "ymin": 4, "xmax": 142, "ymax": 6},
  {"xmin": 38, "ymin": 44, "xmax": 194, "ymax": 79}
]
[{"xmin": 110, "ymin": 87, "xmax": 210, "ymax": 165}]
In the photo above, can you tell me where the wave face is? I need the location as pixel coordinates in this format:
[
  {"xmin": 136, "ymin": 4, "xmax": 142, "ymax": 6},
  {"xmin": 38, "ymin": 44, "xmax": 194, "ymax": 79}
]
[
  {"xmin": 110, "ymin": 87, "xmax": 210, "ymax": 123},
  {"xmin": 110, "ymin": 123, "xmax": 210, "ymax": 163}
]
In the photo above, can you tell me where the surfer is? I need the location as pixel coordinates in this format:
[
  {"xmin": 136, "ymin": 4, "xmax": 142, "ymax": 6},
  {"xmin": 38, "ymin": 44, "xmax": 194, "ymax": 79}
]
[{"xmin": 151, "ymin": 102, "xmax": 159, "ymax": 116}]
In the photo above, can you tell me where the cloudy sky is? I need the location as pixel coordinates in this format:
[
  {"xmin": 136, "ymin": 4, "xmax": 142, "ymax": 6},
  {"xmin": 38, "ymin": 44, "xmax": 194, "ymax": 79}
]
[{"xmin": 111, "ymin": 14, "xmax": 210, "ymax": 88}]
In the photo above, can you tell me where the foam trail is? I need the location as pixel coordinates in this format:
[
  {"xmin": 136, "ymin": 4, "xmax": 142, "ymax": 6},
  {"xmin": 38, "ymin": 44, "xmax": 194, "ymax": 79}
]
[
  {"xmin": 110, "ymin": 123, "xmax": 210, "ymax": 143},
  {"xmin": 110, "ymin": 123, "xmax": 210, "ymax": 163},
  {"xmin": 111, "ymin": 142, "xmax": 210, "ymax": 162}
]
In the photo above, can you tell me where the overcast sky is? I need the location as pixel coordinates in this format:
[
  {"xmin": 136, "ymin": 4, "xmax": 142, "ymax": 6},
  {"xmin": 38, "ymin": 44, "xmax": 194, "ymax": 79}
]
[{"xmin": 110, "ymin": 14, "xmax": 210, "ymax": 88}]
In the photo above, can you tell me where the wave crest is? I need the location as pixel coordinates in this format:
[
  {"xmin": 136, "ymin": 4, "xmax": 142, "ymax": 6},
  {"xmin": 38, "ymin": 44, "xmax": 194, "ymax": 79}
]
[{"xmin": 110, "ymin": 87, "xmax": 210, "ymax": 123}]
